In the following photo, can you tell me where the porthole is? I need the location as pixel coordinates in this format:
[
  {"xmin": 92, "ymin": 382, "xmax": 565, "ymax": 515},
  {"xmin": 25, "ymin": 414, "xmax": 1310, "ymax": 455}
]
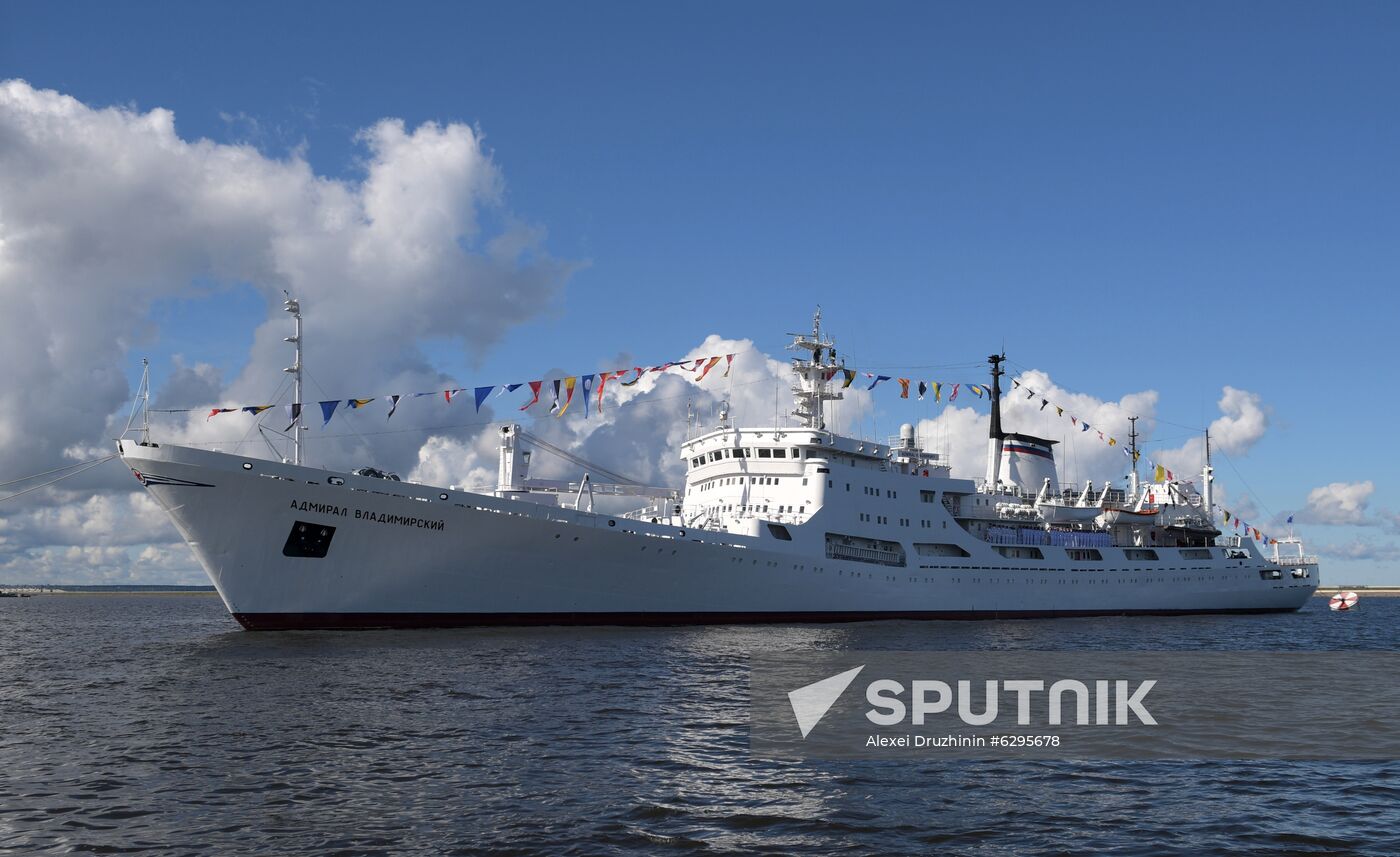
[
  {"xmin": 242, "ymin": 462, "xmax": 253, "ymax": 470},
  {"xmin": 439, "ymin": 493, "xmax": 449, "ymax": 500},
  {"xmin": 609, "ymin": 519, "xmax": 616, "ymax": 527}
]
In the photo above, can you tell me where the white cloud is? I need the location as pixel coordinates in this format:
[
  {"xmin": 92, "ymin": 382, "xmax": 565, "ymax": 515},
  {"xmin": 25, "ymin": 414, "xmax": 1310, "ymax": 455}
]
[
  {"xmin": 1153, "ymin": 386, "xmax": 1269, "ymax": 478},
  {"xmin": 1296, "ymin": 481, "xmax": 1375, "ymax": 526},
  {"xmin": 405, "ymin": 337, "xmax": 852, "ymax": 495},
  {"xmin": 910, "ymin": 369, "xmax": 1263, "ymax": 496},
  {"xmin": 0, "ymin": 490, "xmax": 174, "ymax": 548},
  {"xmin": 0, "ymin": 80, "xmax": 577, "ymax": 581},
  {"xmin": 0, "ymin": 78, "xmax": 574, "ymax": 472},
  {"xmin": 0, "ymin": 543, "xmax": 202, "ymax": 586}
]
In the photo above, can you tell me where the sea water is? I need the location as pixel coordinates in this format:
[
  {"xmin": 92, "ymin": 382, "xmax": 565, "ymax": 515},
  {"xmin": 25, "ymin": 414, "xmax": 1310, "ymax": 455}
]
[{"xmin": 1, "ymin": 593, "xmax": 1396, "ymax": 855}]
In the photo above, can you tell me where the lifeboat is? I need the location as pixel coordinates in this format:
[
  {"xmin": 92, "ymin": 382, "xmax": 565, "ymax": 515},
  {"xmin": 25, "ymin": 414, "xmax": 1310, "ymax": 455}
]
[
  {"xmin": 1098, "ymin": 507, "xmax": 1160, "ymax": 526},
  {"xmin": 1035, "ymin": 501, "xmax": 1103, "ymax": 524}
]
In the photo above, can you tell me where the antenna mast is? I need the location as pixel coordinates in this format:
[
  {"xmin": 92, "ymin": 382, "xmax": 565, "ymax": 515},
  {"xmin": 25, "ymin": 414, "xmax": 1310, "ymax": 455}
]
[
  {"xmin": 283, "ymin": 294, "xmax": 304, "ymax": 466},
  {"xmin": 984, "ymin": 353, "xmax": 1005, "ymax": 488},
  {"xmin": 1202, "ymin": 428, "xmax": 1213, "ymax": 520},
  {"xmin": 122, "ymin": 358, "xmax": 153, "ymax": 443},
  {"xmin": 1128, "ymin": 416, "xmax": 1139, "ymax": 499},
  {"xmin": 787, "ymin": 307, "xmax": 842, "ymax": 431},
  {"xmin": 139, "ymin": 358, "xmax": 151, "ymax": 443}
]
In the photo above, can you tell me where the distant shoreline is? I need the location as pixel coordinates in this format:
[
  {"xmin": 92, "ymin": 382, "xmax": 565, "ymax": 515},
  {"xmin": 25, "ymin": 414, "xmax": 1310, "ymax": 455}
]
[
  {"xmin": 0, "ymin": 585, "xmax": 217, "ymax": 595},
  {"xmin": 1315, "ymin": 586, "xmax": 1400, "ymax": 597}
]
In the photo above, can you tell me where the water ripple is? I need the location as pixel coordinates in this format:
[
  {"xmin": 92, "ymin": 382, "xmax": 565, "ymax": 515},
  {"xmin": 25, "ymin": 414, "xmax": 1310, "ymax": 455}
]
[{"xmin": 1, "ymin": 594, "xmax": 1398, "ymax": 854}]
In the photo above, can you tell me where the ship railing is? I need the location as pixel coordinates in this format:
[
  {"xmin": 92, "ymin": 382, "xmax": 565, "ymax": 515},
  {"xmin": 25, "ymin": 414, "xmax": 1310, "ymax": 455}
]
[
  {"xmin": 825, "ymin": 543, "xmax": 904, "ymax": 566},
  {"xmin": 982, "ymin": 526, "xmax": 1114, "ymax": 548}
]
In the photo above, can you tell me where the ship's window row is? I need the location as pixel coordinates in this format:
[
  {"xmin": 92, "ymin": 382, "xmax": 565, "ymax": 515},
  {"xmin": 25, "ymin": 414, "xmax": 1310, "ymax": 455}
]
[
  {"xmin": 694, "ymin": 476, "xmax": 801, "ymax": 489},
  {"xmin": 689, "ymin": 446, "xmax": 808, "ymax": 468}
]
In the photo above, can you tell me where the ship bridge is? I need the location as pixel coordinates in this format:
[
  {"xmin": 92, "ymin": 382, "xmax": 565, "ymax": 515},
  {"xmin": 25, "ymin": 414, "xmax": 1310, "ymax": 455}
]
[{"xmin": 677, "ymin": 422, "xmax": 949, "ymax": 533}]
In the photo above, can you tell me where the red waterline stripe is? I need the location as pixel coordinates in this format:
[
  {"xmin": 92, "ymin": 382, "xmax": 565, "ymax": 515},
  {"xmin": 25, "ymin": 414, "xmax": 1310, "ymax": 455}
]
[{"xmin": 232, "ymin": 606, "xmax": 1303, "ymax": 631}]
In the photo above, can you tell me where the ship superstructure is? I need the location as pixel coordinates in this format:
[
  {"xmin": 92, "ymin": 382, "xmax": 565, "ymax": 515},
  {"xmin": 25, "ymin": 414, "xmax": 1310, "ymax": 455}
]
[{"xmin": 118, "ymin": 308, "xmax": 1318, "ymax": 629}]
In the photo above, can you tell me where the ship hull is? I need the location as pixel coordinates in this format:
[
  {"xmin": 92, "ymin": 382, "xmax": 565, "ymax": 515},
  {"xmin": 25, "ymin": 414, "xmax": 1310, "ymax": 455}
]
[{"xmin": 119, "ymin": 441, "xmax": 1318, "ymax": 631}]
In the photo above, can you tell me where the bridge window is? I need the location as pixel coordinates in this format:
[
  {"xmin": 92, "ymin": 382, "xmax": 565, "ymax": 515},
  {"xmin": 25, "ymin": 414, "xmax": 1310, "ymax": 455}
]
[
  {"xmin": 757, "ymin": 448, "xmax": 772, "ymax": 458},
  {"xmin": 773, "ymin": 449, "xmax": 787, "ymax": 458}
]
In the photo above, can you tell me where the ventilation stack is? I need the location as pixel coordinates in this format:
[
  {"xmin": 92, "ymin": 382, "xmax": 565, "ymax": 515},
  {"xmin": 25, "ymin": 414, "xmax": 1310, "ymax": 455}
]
[{"xmin": 999, "ymin": 432, "xmax": 1059, "ymax": 495}]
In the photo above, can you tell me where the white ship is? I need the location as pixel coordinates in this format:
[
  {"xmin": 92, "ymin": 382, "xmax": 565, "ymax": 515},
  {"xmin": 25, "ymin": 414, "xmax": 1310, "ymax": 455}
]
[{"xmin": 118, "ymin": 305, "xmax": 1318, "ymax": 630}]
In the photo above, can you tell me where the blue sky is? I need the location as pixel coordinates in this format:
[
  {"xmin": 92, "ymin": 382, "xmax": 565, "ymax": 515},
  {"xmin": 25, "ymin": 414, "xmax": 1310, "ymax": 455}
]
[{"xmin": 2, "ymin": 1, "xmax": 1397, "ymax": 582}]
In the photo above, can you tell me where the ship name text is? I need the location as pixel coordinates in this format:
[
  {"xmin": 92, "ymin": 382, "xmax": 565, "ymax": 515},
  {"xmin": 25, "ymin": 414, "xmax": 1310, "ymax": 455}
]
[{"xmin": 288, "ymin": 500, "xmax": 445, "ymax": 531}]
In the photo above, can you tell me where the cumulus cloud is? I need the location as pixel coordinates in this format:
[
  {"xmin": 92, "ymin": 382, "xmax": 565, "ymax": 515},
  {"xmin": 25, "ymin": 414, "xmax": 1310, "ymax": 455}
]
[
  {"xmin": 0, "ymin": 543, "xmax": 202, "ymax": 586},
  {"xmin": 0, "ymin": 80, "xmax": 576, "ymax": 581},
  {"xmin": 152, "ymin": 357, "xmax": 225, "ymax": 410},
  {"xmin": 1288, "ymin": 480, "xmax": 1400, "ymax": 535},
  {"xmin": 0, "ymin": 79, "xmax": 573, "ymax": 471},
  {"xmin": 908, "ymin": 369, "xmax": 1266, "ymax": 497},
  {"xmin": 404, "ymin": 337, "xmax": 866, "ymax": 498},
  {"xmin": 1152, "ymin": 386, "xmax": 1268, "ymax": 478},
  {"xmin": 1295, "ymin": 481, "xmax": 1376, "ymax": 526}
]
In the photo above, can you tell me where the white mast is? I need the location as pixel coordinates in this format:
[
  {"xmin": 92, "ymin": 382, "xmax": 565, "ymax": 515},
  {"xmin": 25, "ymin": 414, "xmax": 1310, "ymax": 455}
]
[
  {"xmin": 122, "ymin": 357, "xmax": 152, "ymax": 443},
  {"xmin": 283, "ymin": 294, "xmax": 304, "ymax": 466},
  {"xmin": 140, "ymin": 358, "xmax": 150, "ymax": 444},
  {"xmin": 1202, "ymin": 429, "xmax": 1213, "ymax": 522},
  {"xmin": 787, "ymin": 307, "xmax": 843, "ymax": 430}
]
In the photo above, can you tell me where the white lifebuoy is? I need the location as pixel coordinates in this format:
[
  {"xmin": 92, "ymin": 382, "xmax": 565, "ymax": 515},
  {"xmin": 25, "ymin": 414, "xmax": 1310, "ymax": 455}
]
[{"xmin": 1329, "ymin": 591, "xmax": 1359, "ymax": 611}]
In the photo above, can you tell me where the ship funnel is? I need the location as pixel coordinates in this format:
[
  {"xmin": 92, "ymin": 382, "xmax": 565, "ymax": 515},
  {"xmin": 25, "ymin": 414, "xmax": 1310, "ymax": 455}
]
[{"xmin": 998, "ymin": 432, "xmax": 1059, "ymax": 494}]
